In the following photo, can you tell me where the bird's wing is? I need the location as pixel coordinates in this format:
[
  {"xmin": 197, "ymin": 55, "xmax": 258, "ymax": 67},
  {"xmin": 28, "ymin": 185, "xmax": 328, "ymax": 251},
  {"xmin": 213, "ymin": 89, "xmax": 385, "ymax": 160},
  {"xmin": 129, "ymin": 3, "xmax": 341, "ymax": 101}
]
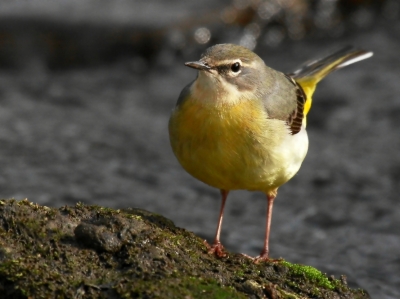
[
  {"xmin": 283, "ymin": 74, "xmax": 306, "ymax": 135},
  {"xmin": 289, "ymin": 46, "xmax": 373, "ymax": 118},
  {"xmin": 270, "ymin": 46, "xmax": 374, "ymax": 130},
  {"xmin": 259, "ymin": 69, "xmax": 305, "ymax": 135}
]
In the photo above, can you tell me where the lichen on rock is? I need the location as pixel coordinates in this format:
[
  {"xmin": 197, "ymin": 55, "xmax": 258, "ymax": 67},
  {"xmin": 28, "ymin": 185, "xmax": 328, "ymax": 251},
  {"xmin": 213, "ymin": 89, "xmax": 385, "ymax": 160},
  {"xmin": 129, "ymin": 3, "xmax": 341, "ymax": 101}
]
[{"xmin": 0, "ymin": 199, "xmax": 370, "ymax": 298}]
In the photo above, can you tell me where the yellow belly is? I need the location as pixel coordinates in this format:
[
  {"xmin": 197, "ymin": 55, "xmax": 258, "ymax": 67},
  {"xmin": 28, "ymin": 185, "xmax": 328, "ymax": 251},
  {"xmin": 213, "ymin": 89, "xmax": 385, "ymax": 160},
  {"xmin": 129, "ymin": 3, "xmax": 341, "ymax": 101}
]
[{"xmin": 169, "ymin": 98, "xmax": 307, "ymax": 192}]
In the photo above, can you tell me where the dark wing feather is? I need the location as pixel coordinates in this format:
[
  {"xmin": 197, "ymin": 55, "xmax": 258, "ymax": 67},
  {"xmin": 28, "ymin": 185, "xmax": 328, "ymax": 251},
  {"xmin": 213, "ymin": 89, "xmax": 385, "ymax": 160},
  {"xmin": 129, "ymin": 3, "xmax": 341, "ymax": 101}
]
[{"xmin": 284, "ymin": 74, "xmax": 306, "ymax": 135}]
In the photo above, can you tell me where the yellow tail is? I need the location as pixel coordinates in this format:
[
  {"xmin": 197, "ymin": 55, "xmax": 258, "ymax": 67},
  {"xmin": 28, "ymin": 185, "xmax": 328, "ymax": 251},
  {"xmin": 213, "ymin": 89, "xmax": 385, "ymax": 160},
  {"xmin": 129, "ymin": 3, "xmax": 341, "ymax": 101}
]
[{"xmin": 290, "ymin": 46, "xmax": 373, "ymax": 119}]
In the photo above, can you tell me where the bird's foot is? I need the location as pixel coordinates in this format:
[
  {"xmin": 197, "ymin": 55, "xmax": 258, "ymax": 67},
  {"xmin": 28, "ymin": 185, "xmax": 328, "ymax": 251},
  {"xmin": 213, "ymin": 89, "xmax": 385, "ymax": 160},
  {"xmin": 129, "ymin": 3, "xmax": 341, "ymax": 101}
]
[
  {"xmin": 241, "ymin": 252, "xmax": 282, "ymax": 264},
  {"xmin": 204, "ymin": 240, "xmax": 228, "ymax": 258},
  {"xmin": 253, "ymin": 255, "xmax": 282, "ymax": 264}
]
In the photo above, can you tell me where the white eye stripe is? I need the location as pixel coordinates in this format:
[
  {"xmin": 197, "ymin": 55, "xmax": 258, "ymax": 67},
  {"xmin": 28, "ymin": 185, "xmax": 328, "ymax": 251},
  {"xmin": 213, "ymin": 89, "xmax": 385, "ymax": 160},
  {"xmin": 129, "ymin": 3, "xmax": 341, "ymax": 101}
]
[{"xmin": 216, "ymin": 59, "xmax": 243, "ymax": 66}]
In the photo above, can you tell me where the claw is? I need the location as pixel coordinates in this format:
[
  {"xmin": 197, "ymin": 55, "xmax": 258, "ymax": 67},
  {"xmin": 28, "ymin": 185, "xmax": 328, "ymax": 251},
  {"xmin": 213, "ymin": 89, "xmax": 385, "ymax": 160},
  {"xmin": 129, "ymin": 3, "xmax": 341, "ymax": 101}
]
[
  {"xmin": 240, "ymin": 252, "xmax": 282, "ymax": 264},
  {"xmin": 204, "ymin": 240, "xmax": 228, "ymax": 258}
]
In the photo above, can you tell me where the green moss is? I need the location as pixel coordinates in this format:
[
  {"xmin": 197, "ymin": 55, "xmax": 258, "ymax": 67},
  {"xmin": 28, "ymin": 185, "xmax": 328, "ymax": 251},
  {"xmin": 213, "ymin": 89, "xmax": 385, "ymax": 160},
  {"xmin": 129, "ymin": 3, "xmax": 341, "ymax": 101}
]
[
  {"xmin": 279, "ymin": 289, "xmax": 300, "ymax": 299},
  {"xmin": 75, "ymin": 201, "xmax": 85, "ymax": 208},
  {"xmin": 236, "ymin": 270, "xmax": 245, "ymax": 277},
  {"xmin": 0, "ymin": 199, "xmax": 370, "ymax": 299},
  {"xmin": 116, "ymin": 277, "xmax": 247, "ymax": 299},
  {"xmin": 281, "ymin": 261, "xmax": 334, "ymax": 290}
]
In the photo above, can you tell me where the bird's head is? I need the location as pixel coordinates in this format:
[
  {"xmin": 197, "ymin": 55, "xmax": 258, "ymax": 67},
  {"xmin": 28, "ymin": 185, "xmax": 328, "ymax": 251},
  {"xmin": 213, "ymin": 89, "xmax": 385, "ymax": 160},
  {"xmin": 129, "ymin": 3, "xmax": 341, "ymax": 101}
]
[{"xmin": 185, "ymin": 44, "xmax": 270, "ymax": 105}]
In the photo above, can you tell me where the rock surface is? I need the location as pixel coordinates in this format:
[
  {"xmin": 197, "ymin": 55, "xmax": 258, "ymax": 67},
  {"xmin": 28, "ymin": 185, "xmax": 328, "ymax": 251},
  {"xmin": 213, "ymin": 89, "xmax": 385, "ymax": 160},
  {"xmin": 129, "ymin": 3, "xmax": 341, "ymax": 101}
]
[{"xmin": 0, "ymin": 199, "xmax": 370, "ymax": 299}]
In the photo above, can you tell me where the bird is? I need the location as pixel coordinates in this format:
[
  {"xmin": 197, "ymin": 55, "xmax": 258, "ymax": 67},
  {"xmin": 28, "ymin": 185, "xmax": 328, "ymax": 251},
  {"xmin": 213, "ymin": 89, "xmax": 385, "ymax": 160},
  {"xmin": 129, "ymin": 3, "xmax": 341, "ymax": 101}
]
[{"xmin": 168, "ymin": 44, "xmax": 373, "ymax": 261}]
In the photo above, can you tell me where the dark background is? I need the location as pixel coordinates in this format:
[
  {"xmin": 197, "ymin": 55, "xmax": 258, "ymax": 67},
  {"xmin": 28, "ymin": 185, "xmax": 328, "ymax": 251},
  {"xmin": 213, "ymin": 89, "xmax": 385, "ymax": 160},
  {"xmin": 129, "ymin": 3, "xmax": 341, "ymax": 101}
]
[{"xmin": 0, "ymin": 1, "xmax": 399, "ymax": 298}]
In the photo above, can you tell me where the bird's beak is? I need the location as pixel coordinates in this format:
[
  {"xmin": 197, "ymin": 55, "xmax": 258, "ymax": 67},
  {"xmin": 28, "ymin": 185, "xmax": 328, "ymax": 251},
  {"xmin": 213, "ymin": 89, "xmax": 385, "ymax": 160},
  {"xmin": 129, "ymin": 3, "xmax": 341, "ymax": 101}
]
[{"xmin": 185, "ymin": 61, "xmax": 211, "ymax": 71}]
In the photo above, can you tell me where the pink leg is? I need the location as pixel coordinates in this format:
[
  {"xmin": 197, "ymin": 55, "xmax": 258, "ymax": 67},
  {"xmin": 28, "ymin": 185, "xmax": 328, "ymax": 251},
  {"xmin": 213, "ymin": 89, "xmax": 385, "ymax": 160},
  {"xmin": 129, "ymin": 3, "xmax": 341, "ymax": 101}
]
[
  {"xmin": 205, "ymin": 189, "xmax": 229, "ymax": 258},
  {"xmin": 254, "ymin": 189, "xmax": 278, "ymax": 262}
]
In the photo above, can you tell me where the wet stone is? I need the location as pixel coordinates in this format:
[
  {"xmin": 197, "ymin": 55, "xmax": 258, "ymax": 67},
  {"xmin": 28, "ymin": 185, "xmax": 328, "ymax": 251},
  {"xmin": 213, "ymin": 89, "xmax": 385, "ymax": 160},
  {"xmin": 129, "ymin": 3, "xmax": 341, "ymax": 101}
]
[
  {"xmin": 241, "ymin": 279, "xmax": 263, "ymax": 296},
  {"xmin": 74, "ymin": 222, "xmax": 123, "ymax": 253},
  {"xmin": 0, "ymin": 199, "xmax": 371, "ymax": 298}
]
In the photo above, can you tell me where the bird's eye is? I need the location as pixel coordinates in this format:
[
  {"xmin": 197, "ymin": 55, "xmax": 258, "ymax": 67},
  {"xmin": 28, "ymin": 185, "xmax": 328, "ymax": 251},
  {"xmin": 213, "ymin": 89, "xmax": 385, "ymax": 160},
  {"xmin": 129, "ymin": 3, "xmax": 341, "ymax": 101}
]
[{"xmin": 231, "ymin": 62, "xmax": 241, "ymax": 73}]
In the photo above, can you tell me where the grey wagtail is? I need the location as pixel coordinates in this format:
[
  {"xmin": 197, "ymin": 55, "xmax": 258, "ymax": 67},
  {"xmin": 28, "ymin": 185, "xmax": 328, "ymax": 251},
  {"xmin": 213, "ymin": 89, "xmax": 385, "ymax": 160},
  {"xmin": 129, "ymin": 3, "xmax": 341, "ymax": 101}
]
[{"xmin": 168, "ymin": 44, "xmax": 373, "ymax": 261}]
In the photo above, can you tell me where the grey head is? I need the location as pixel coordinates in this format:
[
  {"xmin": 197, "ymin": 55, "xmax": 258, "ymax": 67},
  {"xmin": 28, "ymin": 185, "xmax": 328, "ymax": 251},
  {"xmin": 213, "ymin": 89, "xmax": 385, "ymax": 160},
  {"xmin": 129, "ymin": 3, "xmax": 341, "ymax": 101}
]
[{"xmin": 185, "ymin": 44, "xmax": 274, "ymax": 93}]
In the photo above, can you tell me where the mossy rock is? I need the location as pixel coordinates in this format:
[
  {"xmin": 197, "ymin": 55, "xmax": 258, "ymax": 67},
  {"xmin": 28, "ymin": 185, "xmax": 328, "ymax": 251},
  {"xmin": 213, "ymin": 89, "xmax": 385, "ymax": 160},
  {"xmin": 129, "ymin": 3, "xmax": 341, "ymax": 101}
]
[{"xmin": 0, "ymin": 199, "xmax": 370, "ymax": 298}]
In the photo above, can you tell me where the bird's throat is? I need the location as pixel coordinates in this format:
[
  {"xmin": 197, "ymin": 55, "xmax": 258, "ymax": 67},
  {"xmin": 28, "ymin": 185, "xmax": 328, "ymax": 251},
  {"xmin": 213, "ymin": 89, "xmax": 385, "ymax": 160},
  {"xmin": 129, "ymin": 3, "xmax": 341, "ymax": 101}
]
[{"xmin": 191, "ymin": 71, "xmax": 243, "ymax": 106}]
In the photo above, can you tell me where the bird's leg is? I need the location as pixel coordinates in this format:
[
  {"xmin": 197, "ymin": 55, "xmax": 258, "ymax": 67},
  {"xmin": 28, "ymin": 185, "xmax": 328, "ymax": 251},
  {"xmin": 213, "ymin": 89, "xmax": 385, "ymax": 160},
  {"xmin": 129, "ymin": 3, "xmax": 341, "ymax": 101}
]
[
  {"xmin": 205, "ymin": 189, "xmax": 229, "ymax": 258},
  {"xmin": 253, "ymin": 189, "xmax": 279, "ymax": 263}
]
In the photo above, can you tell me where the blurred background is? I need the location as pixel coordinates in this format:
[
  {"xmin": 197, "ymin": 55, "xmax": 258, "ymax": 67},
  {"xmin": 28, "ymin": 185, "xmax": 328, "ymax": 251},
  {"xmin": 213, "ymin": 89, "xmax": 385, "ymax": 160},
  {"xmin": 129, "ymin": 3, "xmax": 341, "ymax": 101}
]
[{"xmin": 0, "ymin": 0, "xmax": 399, "ymax": 298}]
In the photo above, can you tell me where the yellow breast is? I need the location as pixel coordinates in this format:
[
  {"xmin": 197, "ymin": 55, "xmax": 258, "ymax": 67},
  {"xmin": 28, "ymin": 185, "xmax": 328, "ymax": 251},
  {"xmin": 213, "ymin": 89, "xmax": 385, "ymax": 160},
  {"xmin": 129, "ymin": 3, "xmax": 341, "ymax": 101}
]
[{"xmin": 168, "ymin": 95, "xmax": 300, "ymax": 192}]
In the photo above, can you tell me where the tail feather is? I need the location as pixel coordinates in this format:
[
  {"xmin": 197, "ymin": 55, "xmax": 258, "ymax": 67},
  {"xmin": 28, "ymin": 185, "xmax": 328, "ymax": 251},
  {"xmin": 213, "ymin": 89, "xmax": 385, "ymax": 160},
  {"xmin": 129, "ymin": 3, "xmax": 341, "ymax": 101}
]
[
  {"xmin": 290, "ymin": 46, "xmax": 373, "ymax": 82},
  {"xmin": 289, "ymin": 46, "xmax": 373, "ymax": 119}
]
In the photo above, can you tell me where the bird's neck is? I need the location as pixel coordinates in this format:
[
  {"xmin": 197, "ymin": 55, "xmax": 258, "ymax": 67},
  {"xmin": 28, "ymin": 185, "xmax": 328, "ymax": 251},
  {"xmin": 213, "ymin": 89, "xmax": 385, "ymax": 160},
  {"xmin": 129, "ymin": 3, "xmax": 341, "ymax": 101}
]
[{"xmin": 190, "ymin": 72, "xmax": 244, "ymax": 107}]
